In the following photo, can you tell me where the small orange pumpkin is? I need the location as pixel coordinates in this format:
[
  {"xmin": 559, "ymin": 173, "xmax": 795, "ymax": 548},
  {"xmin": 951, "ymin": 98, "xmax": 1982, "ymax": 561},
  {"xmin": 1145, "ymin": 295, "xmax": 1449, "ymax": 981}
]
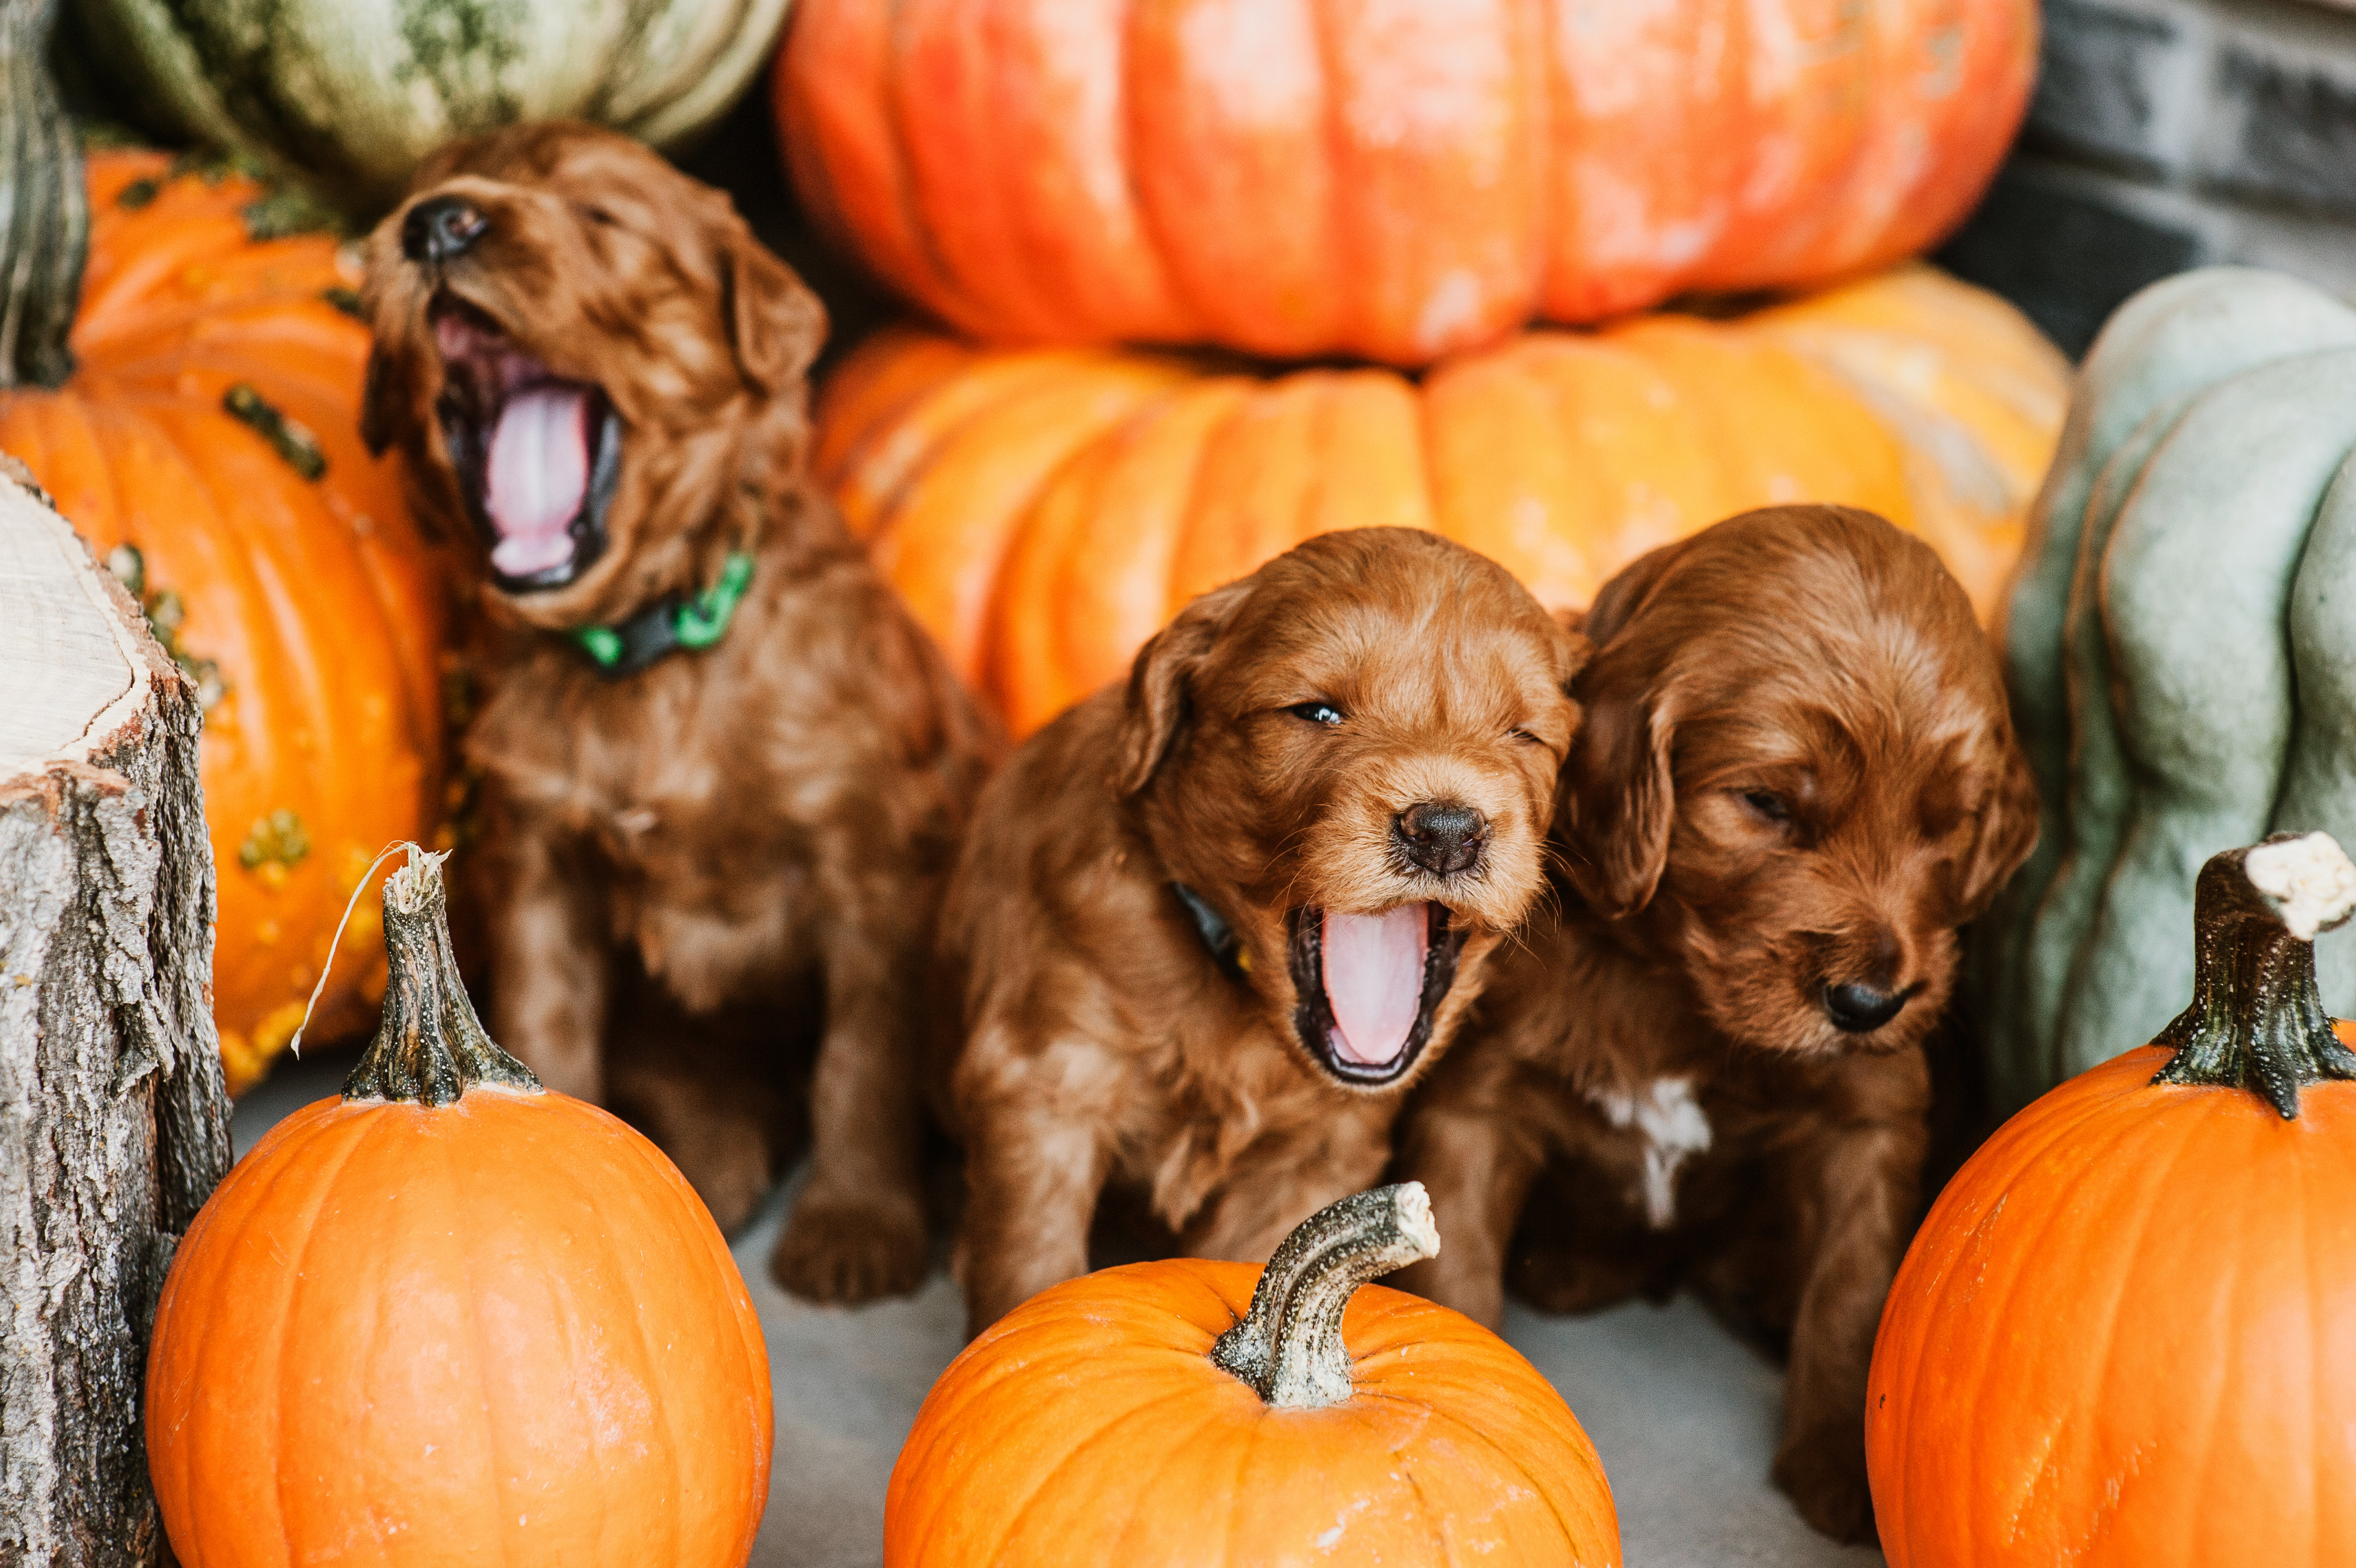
[
  {"xmin": 1867, "ymin": 832, "xmax": 2356, "ymax": 1567},
  {"xmin": 144, "ymin": 849, "xmax": 773, "ymax": 1565},
  {"xmin": 0, "ymin": 149, "xmax": 451, "ymax": 1093},
  {"xmin": 886, "ymin": 1183, "xmax": 1621, "ymax": 1564},
  {"xmin": 815, "ymin": 264, "xmax": 2066, "ymax": 737}
]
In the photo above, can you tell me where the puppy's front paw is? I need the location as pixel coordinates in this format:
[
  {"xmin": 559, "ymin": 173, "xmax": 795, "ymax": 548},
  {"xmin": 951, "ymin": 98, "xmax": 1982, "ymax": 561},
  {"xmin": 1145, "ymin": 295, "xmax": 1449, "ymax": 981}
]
[
  {"xmin": 1771, "ymin": 1427, "xmax": 1877, "ymax": 1545},
  {"xmin": 770, "ymin": 1193, "xmax": 928, "ymax": 1305}
]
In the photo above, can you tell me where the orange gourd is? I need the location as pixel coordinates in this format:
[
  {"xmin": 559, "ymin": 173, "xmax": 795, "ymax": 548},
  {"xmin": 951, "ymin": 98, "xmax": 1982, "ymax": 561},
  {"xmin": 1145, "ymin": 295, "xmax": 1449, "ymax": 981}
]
[
  {"xmin": 886, "ymin": 1183, "xmax": 1621, "ymax": 1565},
  {"xmin": 777, "ymin": 0, "xmax": 2038, "ymax": 366},
  {"xmin": 145, "ymin": 848, "xmax": 773, "ymax": 1566},
  {"xmin": 1867, "ymin": 832, "xmax": 2356, "ymax": 1567},
  {"xmin": 816, "ymin": 264, "xmax": 2067, "ymax": 736},
  {"xmin": 0, "ymin": 150, "xmax": 451, "ymax": 1093}
]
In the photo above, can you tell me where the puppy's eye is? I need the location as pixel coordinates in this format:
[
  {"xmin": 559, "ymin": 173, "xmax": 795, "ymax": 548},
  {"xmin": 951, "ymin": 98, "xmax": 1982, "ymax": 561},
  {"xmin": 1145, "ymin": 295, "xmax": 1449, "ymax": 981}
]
[
  {"xmin": 1508, "ymin": 727, "xmax": 1543, "ymax": 745},
  {"xmin": 582, "ymin": 204, "xmax": 620, "ymax": 227},
  {"xmin": 1740, "ymin": 789, "xmax": 1791, "ymax": 823},
  {"xmin": 1289, "ymin": 702, "xmax": 1346, "ymax": 727}
]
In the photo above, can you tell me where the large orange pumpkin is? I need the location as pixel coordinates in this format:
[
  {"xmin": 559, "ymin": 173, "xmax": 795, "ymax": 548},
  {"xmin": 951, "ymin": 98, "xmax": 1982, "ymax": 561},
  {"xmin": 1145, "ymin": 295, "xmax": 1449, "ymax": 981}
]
[
  {"xmin": 887, "ymin": 1183, "xmax": 1620, "ymax": 1564},
  {"xmin": 817, "ymin": 264, "xmax": 2067, "ymax": 735},
  {"xmin": 1867, "ymin": 832, "xmax": 2356, "ymax": 1567},
  {"xmin": 0, "ymin": 150, "xmax": 450, "ymax": 1093},
  {"xmin": 777, "ymin": 0, "xmax": 2038, "ymax": 366},
  {"xmin": 146, "ymin": 849, "xmax": 773, "ymax": 1566}
]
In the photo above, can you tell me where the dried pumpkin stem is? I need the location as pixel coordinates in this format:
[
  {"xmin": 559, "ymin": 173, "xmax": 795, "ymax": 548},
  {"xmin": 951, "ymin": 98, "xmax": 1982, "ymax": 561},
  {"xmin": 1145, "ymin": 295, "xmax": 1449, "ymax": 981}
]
[
  {"xmin": 342, "ymin": 848, "xmax": 540, "ymax": 1106},
  {"xmin": 1210, "ymin": 1183, "xmax": 1438, "ymax": 1411},
  {"xmin": 0, "ymin": 0, "xmax": 87, "ymax": 388},
  {"xmin": 2153, "ymin": 831, "xmax": 2356, "ymax": 1119}
]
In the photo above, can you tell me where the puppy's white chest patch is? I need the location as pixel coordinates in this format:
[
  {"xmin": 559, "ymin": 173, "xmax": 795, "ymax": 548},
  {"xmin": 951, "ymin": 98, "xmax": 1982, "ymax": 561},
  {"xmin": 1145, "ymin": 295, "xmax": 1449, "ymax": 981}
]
[{"xmin": 1588, "ymin": 1076, "xmax": 1712, "ymax": 1229}]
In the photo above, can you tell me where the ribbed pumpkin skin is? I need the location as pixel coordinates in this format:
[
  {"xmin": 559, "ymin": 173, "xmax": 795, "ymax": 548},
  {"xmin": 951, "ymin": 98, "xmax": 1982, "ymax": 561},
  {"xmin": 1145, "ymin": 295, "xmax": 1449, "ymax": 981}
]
[
  {"xmin": 0, "ymin": 151, "xmax": 449, "ymax": 1094},
  {"xmin": 816, "ymin": 264, "xmax": 2066, "ymax": 736},
  {"xmin": 147, "ymin": 1086, "xmax": 773, "ymax": 1566},
  {"xmin": 778, "ymin": 0, "xmax": 2036, "ymax": 366},
  {"xmin": 887, "ymin": 1259, "xmax": 1620, "ymax": 1565},
  {"xmin": 71, "ymin": 0, "xmax": 794, "ymax": 212},
  {"xmin": 1979, "ymin": 267, "xmax": 2356, "ymax": 1112},
  {"xmin": 1866, "ymin": 1041, "xmax": 2356, "ymax": 1567}
]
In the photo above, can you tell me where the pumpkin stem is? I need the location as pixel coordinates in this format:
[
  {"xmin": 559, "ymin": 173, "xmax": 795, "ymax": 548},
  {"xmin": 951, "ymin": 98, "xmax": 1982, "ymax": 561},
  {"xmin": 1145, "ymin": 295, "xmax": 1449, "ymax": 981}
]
[
  {"xmin": 0, "ymin": 0, "xmax": 88, "ymax": 389},
  {"xmin": 2152, "ymin": 831, "xmax": 2356, "ymax": 1119},
  {"xmin": 1209, "ymin": 1183, "xmax": 1438, "ymax": 1411},
  {"xmin": 342, "ymin": 848, "xmax": 541, "ymax": 1106}
]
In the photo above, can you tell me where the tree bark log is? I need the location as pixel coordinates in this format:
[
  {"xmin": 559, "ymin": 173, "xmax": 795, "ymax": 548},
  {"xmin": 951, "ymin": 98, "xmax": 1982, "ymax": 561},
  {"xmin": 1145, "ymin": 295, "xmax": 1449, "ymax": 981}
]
[
  {"xmin": 0, "ymin": 0, "xmax": 88, "ymax": 389},
  {"xmin": 0, "ymin": 462, "xmax": 230, "ymax": 1565}
]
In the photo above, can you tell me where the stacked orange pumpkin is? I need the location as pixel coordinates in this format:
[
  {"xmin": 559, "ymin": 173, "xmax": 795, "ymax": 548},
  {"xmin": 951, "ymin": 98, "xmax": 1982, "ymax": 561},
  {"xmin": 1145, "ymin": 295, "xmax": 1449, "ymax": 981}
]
[
  {"xmin": 0, "ymin": 149, "xmax": 451, "ymax": 1092},
  {"xmin": 813, "ymin": 268, "xmax": 2066, "ymax": 735},
  {"xmin": 773, "ymin": 0, "xmax": 2064, "ymax": 739},
  {"xmin": 779, "ymin": 0, "xmax": 2039, "ymax": 363}
]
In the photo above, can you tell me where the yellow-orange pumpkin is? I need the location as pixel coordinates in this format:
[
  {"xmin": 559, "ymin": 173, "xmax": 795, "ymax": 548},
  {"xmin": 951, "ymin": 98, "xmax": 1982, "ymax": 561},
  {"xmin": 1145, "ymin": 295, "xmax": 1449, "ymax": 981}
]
[
  {"xmin": 1868, "ymin": 833, "xmax": 2356, "ymax": 1567},
  {"xmin": 777, "ymin": 0, "xmax": 2037, "ymax": 366},
  {"xmin": 817, "ymin": 264, "xmax": 2067, "ymax": 736},
  {"xmin": 0, "ymin": 151, "xmax": 450, "ymax": 1093},
  {"xmin": 887, "ymin": 1183, "xmax": 1619, "ymax": 1564},
  {"xmin": 146, "ymin": 849, "xmax": 773, "ymax": 1566}
]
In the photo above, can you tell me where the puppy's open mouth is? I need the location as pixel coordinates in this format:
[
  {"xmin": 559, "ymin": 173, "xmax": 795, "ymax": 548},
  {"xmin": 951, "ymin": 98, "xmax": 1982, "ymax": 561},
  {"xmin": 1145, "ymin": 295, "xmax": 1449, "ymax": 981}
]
[
  {"xmin": 1288, "ymin": 904, "xmax": 1467, "ymax": 1087},
  {"xmin": 429, "ymin": 298, "xmax": 620, "ymax": 592}
]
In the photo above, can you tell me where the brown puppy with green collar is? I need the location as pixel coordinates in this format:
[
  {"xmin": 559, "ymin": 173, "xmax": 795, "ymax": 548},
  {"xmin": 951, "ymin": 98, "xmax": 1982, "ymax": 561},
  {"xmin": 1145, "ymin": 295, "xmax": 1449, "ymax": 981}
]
[{"xmin": 362, "ymin": 122, "xmax": 999, "ymax": 1303}]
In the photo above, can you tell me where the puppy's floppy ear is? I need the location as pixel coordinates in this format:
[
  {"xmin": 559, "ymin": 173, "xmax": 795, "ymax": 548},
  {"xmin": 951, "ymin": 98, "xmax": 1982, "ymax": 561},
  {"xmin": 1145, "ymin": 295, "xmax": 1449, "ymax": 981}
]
[
  {"xmin": 1118, "ymin": 580, "xmax": 1249, "ymax": 797},
  {"xmin": 1554, "ymin": 541, "xmax": 1693, "ymax": 919},
  {"xmin": 1958, "ymin": 736, "xmax": 2040, "ymax": 917},
  {"xmin": 1557, "ymin": 666, "xmax": 1677, "ymax": 922},
  {"xmin": 720, "ymin": 225, "xmax": 826, "ymax": 394}
]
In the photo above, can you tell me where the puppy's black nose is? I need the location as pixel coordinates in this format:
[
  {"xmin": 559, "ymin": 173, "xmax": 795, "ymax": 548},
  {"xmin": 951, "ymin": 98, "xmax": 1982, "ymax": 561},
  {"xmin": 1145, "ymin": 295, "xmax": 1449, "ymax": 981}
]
[
  {"xmin": 1394, "ymin": 800, "xmax": 1488, "ymax": 876},
  {"xmin": 402, "ymin": 197, "xmax": 488, "ymax": 264},
  {"xmin": 1824, "ymin": 981, "xmax": 1907, "ymax": 1033}
]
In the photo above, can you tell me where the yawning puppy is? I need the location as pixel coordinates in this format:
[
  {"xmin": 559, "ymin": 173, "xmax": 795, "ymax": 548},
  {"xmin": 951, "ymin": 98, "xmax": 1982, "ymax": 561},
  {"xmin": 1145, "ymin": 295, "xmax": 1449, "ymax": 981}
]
[
  {"xmin": 360, "ymin": 123, "xmax": 999, "ymax": 1302},
  {"xmin": 1395, "ymin": 505, "xmax": 2037, "ymax": 1542},
  {"xmin": 938, "ymin": 527, "xmax": 1585, "ymax": 1334}
]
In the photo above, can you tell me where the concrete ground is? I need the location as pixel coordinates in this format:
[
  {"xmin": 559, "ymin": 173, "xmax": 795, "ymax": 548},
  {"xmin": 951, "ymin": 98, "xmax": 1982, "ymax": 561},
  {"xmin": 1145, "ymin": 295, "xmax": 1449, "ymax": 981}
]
[{"xmin": 234, "ymin": 1050, "xmax": 1884, "ymax": 1568}]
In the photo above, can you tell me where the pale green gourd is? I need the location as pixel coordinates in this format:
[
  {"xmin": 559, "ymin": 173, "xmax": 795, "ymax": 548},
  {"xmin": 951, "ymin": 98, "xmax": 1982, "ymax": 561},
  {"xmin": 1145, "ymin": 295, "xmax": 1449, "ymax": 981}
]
[
  {"xmin": 1981, "ymin": 267, "xmax": 2356, "ymax": 1109},
  {"xmin": 68, "ymin": 0, "xmax": 792, "ymax": 214}
]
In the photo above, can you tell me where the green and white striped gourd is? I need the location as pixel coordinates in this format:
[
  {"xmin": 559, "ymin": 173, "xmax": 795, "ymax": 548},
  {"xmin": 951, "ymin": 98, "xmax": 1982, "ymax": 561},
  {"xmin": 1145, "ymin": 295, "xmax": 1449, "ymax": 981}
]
[
  {"xmin": 68, "ymin": 0, "xmax": 791, "ymax": 213},
  {"xmin": 1980, "ymin": 266, "xmax": 2356, "ymax": 1110}
]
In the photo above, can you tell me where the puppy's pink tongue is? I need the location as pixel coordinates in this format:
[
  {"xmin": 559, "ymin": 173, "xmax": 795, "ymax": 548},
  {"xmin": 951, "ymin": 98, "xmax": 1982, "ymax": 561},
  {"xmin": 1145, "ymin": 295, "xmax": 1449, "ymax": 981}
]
[
  {"xmin": 1322, "ymin": 905, "xmax": 1428, "ymax": 1067},
  {"xmin": 485, "ymin": 385, "xmax": 591, "ymax": 578}
]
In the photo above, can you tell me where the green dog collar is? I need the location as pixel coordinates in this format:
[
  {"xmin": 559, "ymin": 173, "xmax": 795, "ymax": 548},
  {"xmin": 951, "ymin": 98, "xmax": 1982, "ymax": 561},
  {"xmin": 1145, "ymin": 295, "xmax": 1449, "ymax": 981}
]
[{"xmin": 573, "ymin": 552, "xmax": 756, "ymax": 677}]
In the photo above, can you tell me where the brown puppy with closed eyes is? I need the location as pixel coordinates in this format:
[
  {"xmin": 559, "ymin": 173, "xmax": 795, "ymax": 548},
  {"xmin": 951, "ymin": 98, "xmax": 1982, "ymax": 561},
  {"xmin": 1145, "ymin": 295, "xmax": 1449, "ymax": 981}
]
[
  {"xmin": 1396, "ymin": 505, "xmax": 2037, "ymax": 1543},
  {"xmin": 360, "ymin": 123, "xmax": 998, "ymax": 1303},
  {"xmin": 938, "ymin": 527, "xmax": 1586, "ymax": 1334}
]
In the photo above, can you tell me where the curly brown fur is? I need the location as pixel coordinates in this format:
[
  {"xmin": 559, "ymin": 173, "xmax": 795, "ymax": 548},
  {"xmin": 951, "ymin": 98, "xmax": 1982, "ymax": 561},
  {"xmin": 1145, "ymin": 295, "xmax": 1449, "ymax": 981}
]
[
  {"xmin": 937, "ymin": 528, "xmax": 1586, "ymax": 1335},
  {"xmin": 1395, "ymin": 505, "xmax": 2037, "ymax": 1544},
  {"xmin": 361, "ymin": 123, "xmax": 1000, "ymax": 1304}
]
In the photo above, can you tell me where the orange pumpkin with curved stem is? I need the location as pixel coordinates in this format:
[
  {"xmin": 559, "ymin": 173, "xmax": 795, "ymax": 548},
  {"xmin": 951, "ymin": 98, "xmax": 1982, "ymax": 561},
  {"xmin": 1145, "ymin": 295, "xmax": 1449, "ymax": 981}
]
[
  {"xmin": 1868, "ymin": 832, "xmax": 2356, "ymax": 1567},
  {"xmin": 886, "ymin": 1183, "xmax": 1620, "ymax": 1564},
  {"xmin": 145, "ymin": 849, "xmax": 773, "ymax": 1566},
  {"xmin": 816, "ymin": 265, "xmax": 2067, "ymax": 736},
  {"xmin": 0, "ymin": 149, "xmax": 449, "ymax": 1092}
]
